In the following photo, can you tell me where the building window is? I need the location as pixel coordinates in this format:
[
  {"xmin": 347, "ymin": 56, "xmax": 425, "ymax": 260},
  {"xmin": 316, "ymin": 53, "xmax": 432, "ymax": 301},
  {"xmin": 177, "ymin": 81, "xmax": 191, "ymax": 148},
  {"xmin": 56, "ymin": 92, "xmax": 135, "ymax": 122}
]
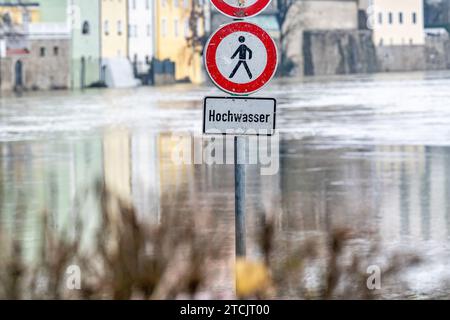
[
  {"xmin": 378, "ymin": 13, "xmax": 382, "ymax": 24},
  {"xmin": 174, "ymin": 19, "xmax": 179, "ymax": 37},
  {"xmin": 53, "ymin": 46, "xmax": 59, "ymax": 56},
  {"xmin": 409, "ymin": 38, "xmax": 414, "ymax": 45},
  {"xmin": 162, "ymin": 18, "xmax": 167, "ymax": 37},
  {"xmin": 104, "ymin": 20, "xmax": 109, "ymax": 35},
  {"xmin": 132, "ymin": 0, "xmax": 136, "ymax": 9},
  {"xmin": 147, "ymin": 24, "xmax": 151, "ymax": 37},
  {"xmin": 184, "ymin": 19, "xmax": 189, "ymax": 38},
  {"xmin": 412, "ymin": 12, "xmax": 417, "ymax": 24},
  {"xmin": 379, "ymin": 38, "xmax": 383, "ymax": 46},
  {"xmin": 40, "ymin": 47, "xmax": 45, "ymax": 57},
  {"xmin": 22, "ymin": 12, "xmax": 30, "ymax": 24},
  {"xmin": 399, "ymin": 12, "xmax": 403, "ymax": 24},
  {"xmin": 388, "ymin": 12, "xmax": 393, "ymax": 24},
  {"xmin": 117, "ymin": 20, "xmax": 122, "ymax": 36},
  {"xmin": 82, "ymin": 21, "xmax": 90, "ymax": 35}
]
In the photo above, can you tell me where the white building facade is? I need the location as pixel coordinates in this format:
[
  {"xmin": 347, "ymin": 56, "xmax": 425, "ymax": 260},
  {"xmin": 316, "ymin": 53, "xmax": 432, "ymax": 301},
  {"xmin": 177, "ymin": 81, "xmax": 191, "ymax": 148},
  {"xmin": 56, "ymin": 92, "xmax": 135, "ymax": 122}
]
[
  {"xmin": 370, "ymin": 0, "xmax": 425, "ymax": 46},
  {"xmin": 128, "ymin": 0, "xmax": 154, "ymax": 75}
]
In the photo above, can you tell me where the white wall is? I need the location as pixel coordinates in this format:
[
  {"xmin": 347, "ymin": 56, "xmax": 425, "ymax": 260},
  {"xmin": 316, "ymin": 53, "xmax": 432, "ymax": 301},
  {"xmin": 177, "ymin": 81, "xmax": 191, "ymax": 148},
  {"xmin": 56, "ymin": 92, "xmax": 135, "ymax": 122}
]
[
  {"xmin": 128, "ymin": 0, "xmax": 153, "ymax": 73},
  {"xmin": 372, "ymin": 0, "xmax": 425, "ymax": 46}
]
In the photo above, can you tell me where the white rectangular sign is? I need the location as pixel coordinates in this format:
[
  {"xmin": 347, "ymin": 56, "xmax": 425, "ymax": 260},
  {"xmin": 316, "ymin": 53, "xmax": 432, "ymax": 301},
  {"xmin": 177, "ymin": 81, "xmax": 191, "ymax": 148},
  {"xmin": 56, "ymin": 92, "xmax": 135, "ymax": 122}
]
[{"xmin": 203, "ymin": 97, "xmax": 276, "ymax": 136}]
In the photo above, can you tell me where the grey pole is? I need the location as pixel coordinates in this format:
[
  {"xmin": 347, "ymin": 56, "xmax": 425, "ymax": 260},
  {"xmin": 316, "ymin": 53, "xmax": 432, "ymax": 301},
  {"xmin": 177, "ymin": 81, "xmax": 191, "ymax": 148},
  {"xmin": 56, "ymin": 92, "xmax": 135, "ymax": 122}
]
[{"xmin": 234, "ymin": 136, "xmax": 246, "ymax": 257}]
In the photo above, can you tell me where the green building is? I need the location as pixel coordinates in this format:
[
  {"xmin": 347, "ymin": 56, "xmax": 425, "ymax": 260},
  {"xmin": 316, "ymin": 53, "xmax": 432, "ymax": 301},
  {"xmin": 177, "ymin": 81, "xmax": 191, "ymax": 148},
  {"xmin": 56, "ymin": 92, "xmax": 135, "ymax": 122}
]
[
  {"xmin": 36, "ymin": 0, "xmax": 67, "ymax": 23},
  {"xmin": 70, "ymin": 0, "xmax": 101, "ymax": 88},
  {"xmin": 36, "ymin": 0, "xmax": 101, "ymax": 89}
]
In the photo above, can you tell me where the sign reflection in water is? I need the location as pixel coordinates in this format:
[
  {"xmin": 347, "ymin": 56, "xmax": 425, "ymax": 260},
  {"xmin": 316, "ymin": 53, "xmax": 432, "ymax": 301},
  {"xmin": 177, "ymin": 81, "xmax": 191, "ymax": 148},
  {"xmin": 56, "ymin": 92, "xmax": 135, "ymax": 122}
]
[
  {"xmin": 2, "ymin": 132, "xmax": 450, "ymax": 250},
  {"xmin": 1, "ymin": 73, "xmax": 450, "ymax": 278}
]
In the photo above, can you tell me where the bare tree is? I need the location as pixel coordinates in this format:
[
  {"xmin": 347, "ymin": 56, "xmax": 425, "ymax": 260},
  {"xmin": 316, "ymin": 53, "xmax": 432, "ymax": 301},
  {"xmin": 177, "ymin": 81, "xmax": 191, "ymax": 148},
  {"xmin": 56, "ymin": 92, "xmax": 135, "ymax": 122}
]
[
  {"xmin": 276, "ymin": 0, "xmax": 300, "ymax": 76},
  {"xmin": 186, "ymin": 0, "xmax": 207, "ymax": 66}
]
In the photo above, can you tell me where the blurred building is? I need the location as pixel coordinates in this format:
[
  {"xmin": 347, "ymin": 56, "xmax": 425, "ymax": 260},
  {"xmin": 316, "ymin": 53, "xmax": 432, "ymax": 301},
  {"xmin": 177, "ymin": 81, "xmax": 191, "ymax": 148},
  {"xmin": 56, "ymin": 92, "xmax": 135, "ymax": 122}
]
[
  {"xmin": 370, "ymin": 0, "xmax": 425, "ymax": 46},
  {"xmin": 154, "ymin": 0, "xmax": 206, "ymax": 84},
  {"xmin": 284, "ymin": 0, "xmax": 359, "ymax": 75},
  {"xmin": 357, "ymin": 0, "xmax": 430, "ymax": 73},
  {"xmin": 33, "ymin": 0, "xmax": 102, "ymax": 89},
  {"xmin": 0, "ymin": 1, "xmax": 38, "ymax": 59},
  {"xmin": 128, "ymin": 0, "xmax": 153, "ymax": 82},
  {"xmin": 0, "ymin": 1, "xmax": 70, "ymax": 91},
  {"xmin": 0, "ymin": 3, "xmax": 25, "ymax": 90},
  {"xmin": 35, "ymin": 0, "xmax": 66, "ymax": 23},
  {"xmin": 100, "ymin": 0, "xmax": 126, "ymax": 58},
  {"xmin": 70, "ymin": 0, "xmax": 101, "ymax": 89},
  {"xmin": 0, "ymin": 2, "xmax": 40, "ymax": 24},
  {"xmin": 25, "ymin": 22, "xmax": 71, "ymax": 89},
  {"xmin": 100, "ymin": 0, "xmax": 138, "ymax": 88}
]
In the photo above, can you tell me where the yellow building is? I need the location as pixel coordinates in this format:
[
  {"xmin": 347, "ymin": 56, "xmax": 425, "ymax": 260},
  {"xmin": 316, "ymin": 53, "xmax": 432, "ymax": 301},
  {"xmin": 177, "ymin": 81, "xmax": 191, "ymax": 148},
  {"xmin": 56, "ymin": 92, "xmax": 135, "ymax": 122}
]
[
  {"xmin": 155, "ymin": 0, "xmax": 205, "ymax": 84},
  {"xmin": 0, "ymin": 3, "xmax": 40, "ymax": 25},
  {"xmin": 100, "ymin": 0, "xmax": 128, "ymax": 58},
  {"xmin": 372, "ymin": 0, "xmax": 425, "ymax": 46},
  {"xmin": 103, "ymin": 128, "xmax": 132, "ymax": 205}
]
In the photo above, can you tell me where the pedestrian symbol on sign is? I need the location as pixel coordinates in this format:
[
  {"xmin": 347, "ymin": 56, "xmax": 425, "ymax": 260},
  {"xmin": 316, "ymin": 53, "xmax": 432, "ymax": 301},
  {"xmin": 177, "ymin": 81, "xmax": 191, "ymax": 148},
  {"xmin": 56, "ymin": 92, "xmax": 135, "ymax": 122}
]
[
  {"xmin": 205, "ymin": 21, "xmax": 278, "ymax": 95},
  {"xmin": 230, "ymin": 36, "xmax": 253, "ymax": 80}
]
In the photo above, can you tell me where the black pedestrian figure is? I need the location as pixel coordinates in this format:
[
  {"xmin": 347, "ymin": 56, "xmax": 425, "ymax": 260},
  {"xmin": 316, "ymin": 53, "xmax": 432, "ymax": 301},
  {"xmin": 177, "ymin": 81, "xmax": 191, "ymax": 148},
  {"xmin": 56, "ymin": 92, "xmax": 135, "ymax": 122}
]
[{"xmin": 229, "ymin": 36, "xmax": 253, "ymax": 79}]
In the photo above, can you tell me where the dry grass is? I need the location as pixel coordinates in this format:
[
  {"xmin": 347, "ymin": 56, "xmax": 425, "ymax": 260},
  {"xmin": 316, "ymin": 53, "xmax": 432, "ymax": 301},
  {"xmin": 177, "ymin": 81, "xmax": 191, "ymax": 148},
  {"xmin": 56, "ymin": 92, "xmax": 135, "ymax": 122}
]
[
  {"xmin": 1, "ymin": 182, "xmax": 227, "ymax": 300},
  {"xmin": 261, "ymin": 225, "xmax": 422, "ymax": 299},
  {"xmin": 0, "ymin": 183, "xmax": 429, "ymax": 300}
]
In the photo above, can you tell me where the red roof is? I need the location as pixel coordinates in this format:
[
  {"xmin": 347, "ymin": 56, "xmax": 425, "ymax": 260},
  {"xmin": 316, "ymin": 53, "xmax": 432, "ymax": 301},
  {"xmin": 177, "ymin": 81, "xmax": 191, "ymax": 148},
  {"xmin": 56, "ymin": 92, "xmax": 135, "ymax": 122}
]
[{"xmin": 6, "ymin": 48, "xmax": 30, "ymax": 56}]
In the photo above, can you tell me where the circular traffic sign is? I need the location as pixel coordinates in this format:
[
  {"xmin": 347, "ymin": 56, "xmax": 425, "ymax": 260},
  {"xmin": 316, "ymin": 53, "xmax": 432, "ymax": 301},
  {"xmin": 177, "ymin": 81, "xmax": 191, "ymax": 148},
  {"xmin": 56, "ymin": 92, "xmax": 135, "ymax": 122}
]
[
  {"xmin": 205, "ymin": 21, "xmax": 278, "ymax": 95},
  {"xmin": 210, "ymin": 0, "xmax": 272, "ymax": 19}
]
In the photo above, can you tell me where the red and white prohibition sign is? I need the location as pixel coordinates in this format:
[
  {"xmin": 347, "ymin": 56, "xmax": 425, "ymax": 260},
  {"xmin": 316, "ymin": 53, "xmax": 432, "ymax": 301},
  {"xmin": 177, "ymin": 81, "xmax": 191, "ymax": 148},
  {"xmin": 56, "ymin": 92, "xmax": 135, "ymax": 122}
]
[
  {"xmin": 210, "ymin": 0, "xmax": 273, "ymax": 19},
  {"xmin": 205, "ymin": 21, "xmax": 278, "ymax": 95}
]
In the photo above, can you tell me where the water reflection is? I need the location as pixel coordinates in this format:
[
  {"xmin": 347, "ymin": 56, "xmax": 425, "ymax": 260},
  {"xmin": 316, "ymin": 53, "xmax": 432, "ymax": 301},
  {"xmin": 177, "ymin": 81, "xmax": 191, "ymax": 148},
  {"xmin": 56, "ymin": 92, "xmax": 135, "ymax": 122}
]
[
  {"xmin": 2, "ymin": 131, "xmax": 450, "ymax": 249},
  {"xmin": 1, "ymin": 73, "xmax": 450, "ymax": 292}
]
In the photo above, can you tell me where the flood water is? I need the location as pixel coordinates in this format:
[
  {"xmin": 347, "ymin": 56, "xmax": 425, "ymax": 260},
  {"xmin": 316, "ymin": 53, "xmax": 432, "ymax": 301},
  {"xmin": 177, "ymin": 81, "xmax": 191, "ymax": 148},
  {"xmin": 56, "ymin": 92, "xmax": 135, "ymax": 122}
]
[{"xmin": 2, "ymin": 71, "xmax": 450, "ymax": 297}]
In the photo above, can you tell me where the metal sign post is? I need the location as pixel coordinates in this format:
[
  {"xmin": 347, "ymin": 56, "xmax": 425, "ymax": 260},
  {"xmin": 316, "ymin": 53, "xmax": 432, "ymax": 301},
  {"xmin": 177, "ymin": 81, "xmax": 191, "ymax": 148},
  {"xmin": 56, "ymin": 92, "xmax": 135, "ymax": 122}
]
[
  {"xmin": 203, "ymin": 0, "xmax": 278, "ymax": 262},
  {"xmin": 234, "ymin": 136, "xmax": 246, "ymax": 257}
]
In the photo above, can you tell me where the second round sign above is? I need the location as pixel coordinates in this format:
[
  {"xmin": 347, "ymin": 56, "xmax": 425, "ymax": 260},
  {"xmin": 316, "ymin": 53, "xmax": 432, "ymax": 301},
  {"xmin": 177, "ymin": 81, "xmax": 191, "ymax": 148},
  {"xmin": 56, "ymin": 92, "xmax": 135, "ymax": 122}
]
[{"xmin": 210, "ymin": 0, "xmax": 273, "ymax": 19}]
